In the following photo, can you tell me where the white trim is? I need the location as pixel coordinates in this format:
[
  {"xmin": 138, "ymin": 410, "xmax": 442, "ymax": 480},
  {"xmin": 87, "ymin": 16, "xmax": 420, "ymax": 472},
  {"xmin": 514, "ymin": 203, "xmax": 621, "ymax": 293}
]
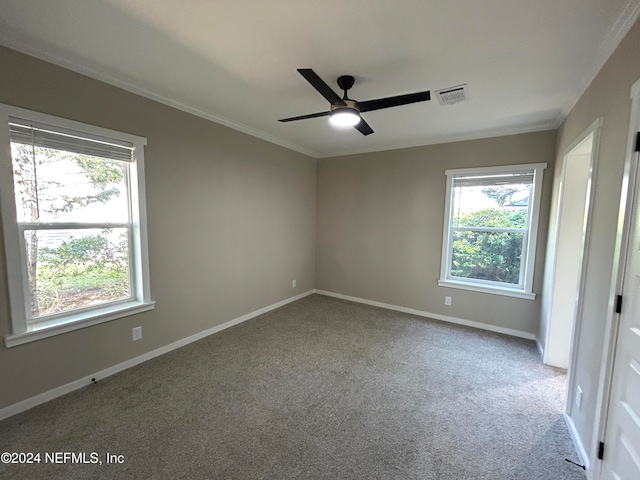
[
  {"xmin": 564, "ymin": 412, "xmax": 591, "ymax": 475},
  {"xmin": 558, "ymin": 0, "xmax": 640, "ymax": 124},
  {"xmin": 444, "ymin": 162, "xmax": 548, "ymax": 176},
  {"xmin": 562, "ymin": 117, "xmax": 604, "ymax": 157},
  {"xmin": 0, "ymin": 34, "xmax": 318, "ymax": 159},
  {"xmin": 525, "ymin": 163, "xmax": 546, "ymax": 291},
  {"xmin": 130, "ymin": 138, "xmax": 152, "ymax": 304},
  {"xmin": 589, "ymin": 77, "xmax": 640, "ymax": 480},
  {"xmin": 552, "ymin": 118, "xmax": 601, "ymax": 410},
  {"xmin": 0, "ymin": 103, "xmax": 153, "ymax": 341},
  {"xmin": 314, "ymin": 289, "xmax": 536, "ymax": 340},
  {"xmin": 0, "ymin": 107, "xmax": 26, "ymax": 336},
  {"xmin": 535, "ymin": 337, "xmax": 544, "ymax": 360},
  {"xmin": 440, "ymin": 164, "xmax": 455, "ymax": 287},
  {"xmin": 0, "ymin": 289, "xmax": 315, "ymax": 421},
  {"xmin": 439, "ymin": 163, "xmax": 546, "ymax": 297},
  {"xmin": 4, "ymin": 301, "xmax": 156, "ymax": 347},
  {"xmin": 437, "ymin": 279, "xmax": 536, "ymax": 300}
]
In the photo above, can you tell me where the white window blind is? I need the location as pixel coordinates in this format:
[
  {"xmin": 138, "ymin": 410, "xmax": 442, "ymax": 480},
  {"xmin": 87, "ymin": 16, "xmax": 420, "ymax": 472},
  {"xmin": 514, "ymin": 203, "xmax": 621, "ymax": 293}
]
[
  {"xmin": 452, "ymin": 171, "xmax": 534, "ymax": 188},
  {"xmin": 9, "ymin": 119, "xmax": 134, "ymax": 163}
]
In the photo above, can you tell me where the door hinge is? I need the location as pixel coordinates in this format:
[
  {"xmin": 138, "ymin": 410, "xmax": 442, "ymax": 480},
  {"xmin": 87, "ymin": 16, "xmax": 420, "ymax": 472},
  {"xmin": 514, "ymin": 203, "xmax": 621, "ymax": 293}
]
[
  {"xmin": 636, "ymin": 132, "xmax": 640, "ymax": 152},
  {"xmin": 615, "ymin": 294, "xmax": 623, "ymax": 314},
  {"xmin": 598, "ymin": 441, "xmax": 605, "ymax": 460}
]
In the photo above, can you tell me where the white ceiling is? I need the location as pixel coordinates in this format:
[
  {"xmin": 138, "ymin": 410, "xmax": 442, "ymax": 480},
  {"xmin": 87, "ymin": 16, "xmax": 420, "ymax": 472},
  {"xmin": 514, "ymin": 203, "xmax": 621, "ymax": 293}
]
[{"xmin": 1, "ymin": 0, "xmax": 639, "ymax": 158}]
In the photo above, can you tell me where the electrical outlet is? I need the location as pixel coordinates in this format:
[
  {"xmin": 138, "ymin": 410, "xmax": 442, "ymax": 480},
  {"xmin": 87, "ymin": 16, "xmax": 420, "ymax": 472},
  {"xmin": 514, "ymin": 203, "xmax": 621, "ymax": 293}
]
[
  {"xmin": 132, "ymin": 326, "xmax": 142, "ymax": 341},
  {"xmin": 576, "ymin": 386, "xmax": 583, "ymax": 410},
  {"xmin": 292, "ymin": 279, "xmax": 297, "ymax": 288},
  {"xmin": 445, "ymin": 296, "xmax": 452, "ymax": 306}
]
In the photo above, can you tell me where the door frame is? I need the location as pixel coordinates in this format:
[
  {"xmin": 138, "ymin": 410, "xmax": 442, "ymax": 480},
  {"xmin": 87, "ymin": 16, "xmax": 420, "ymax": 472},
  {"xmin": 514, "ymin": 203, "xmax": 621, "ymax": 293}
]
[
  {"xmin": 590, "ymin": 76, "xmax": 640, "ymax": 479},
  {"xmin": 559, "ymin": 117, "xmax": 601, "ymax": 410}
]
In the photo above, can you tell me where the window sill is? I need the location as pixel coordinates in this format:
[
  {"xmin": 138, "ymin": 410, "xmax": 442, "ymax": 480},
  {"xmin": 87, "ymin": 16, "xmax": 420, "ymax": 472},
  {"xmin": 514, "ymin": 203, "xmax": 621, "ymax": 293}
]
[
  {"xmin": 4, "ymin": 300, "xmax": 156, "ymax": 347},
  {"xmin": 438, "ymin": 279, "xmax": 536, "ymax": 300}
]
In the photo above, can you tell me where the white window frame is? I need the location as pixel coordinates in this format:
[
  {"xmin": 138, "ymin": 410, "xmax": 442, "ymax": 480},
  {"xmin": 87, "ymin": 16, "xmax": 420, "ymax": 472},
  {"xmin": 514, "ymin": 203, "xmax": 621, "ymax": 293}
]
[
  {"xmin": 438, "ymin": 163, "xmax": 547, "ymax": 300},
  {"xmin": 0, "ymin": 104, "xmax": 154, "ymax": 347}
]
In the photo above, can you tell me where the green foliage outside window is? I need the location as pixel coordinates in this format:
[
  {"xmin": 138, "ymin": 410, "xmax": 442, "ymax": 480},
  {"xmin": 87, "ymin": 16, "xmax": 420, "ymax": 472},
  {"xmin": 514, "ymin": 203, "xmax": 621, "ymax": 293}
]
[
  {"xmin": 36, "ymin": 231, "xmax": 129, "ymax": 315},
  {"xmin": 451, "ymin": 208, "xmax": 527, "ymax": 285}
]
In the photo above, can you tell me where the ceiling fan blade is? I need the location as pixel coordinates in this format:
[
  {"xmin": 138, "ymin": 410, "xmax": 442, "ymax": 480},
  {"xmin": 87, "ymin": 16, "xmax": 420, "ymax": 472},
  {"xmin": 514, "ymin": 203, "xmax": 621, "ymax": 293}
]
[
  {"xmin": 358, "ymin": 91, "xmax": 431, "ymax": 113},
  {"xmin": 298, "ymin": 69, "xmax": 346, "ymax": 106},
  {"xmin": 354, "ymin": 118, "xmax": 374, "ymax": 136},
  {"xmin": 278, "ymin": 111, "xmax": 330, "ymax": 122}
]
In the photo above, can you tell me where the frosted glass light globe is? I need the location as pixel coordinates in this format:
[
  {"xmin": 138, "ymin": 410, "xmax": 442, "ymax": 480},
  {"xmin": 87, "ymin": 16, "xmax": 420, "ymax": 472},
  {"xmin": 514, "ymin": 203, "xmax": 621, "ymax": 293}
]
[{"xmin": 329, "ymin": 109, "xmax": 361, "ymax": 127}]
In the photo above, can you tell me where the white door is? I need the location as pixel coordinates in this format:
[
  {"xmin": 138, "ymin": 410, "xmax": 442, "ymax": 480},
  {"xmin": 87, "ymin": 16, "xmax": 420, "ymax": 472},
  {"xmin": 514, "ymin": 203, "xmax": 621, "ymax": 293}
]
[{"xmin": 601, "ymin": 140, "xmax": 640, "ymax": 480}]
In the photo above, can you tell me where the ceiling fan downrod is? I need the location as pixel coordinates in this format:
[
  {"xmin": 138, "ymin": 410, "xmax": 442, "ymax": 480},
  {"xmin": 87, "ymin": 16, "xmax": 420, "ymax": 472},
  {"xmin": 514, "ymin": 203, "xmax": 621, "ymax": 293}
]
[{"xmin": 337, "ymin": 75, "xmax": 355, "ymax": 101}]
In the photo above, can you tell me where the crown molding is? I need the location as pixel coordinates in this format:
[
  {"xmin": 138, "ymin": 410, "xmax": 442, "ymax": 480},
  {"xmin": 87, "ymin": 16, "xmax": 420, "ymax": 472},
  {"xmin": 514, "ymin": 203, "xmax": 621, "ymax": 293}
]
[
  {"xmin": 559, "ymin": 0, "xmax": 640, "ymax": 122},
  {"xmin": 317, "ymin": 121, "xmax": 558, "ymax": 158},
  {"xmin": 0, "ymin": 33, "xmax": 319, "ymax": 159},
  {"xmin": 552, "ymin": 110, "xmax": 566, "ymax": 129}
]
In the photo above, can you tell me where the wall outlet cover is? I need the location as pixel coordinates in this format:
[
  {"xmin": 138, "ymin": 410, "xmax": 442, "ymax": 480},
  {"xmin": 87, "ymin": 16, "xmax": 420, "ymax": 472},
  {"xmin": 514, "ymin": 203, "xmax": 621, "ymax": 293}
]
[{"xmin": 132, "ymin": 326, "xmax": 142, "ymax": 341}]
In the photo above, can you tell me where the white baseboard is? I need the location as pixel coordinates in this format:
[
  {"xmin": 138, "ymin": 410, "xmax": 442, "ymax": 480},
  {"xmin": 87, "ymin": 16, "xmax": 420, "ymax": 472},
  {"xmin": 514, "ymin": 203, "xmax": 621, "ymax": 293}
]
[
  {"xmin": 0, "ymin": 290, "xmax": 315, "ymax": 421},
  {"xmin": 314, "ymin": 289, "xmax": 536, "ymax": 340},
  {"xmin": 564, "ymin": 412, "xmax": 590, "ymax": 474},
  {"xmin": 535, "ymin": 337, "xmax": 544, "ymax": 360}
]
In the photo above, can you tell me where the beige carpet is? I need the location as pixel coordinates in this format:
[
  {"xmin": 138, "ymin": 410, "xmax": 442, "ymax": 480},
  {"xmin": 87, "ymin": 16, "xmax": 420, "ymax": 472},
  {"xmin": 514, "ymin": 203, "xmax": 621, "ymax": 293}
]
[{"xmin": 0, "ymin": 294, "xmax": 585, "ymax": 479}]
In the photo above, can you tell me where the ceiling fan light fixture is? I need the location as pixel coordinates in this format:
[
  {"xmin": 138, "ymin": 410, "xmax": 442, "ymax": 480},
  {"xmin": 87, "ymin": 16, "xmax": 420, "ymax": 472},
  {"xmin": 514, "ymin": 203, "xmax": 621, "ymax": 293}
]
[
  {"xmin": 329, "ymin": 107, "xmax": 361, "ymax": 127},
  {"xmin": 279, "ymin": 69, "xmax": 431, "ymax": 136}
]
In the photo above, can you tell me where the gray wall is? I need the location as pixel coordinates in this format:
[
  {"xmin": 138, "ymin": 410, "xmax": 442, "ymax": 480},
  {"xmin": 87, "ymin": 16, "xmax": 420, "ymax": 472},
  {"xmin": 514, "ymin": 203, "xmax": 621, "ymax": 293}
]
[
  {"xmin": 548, "ymin": 17, "xmax": 640, "ymax": 455},
  {"xmin": 0, "ymin": 46, "xmax": 317, "ymax": 409},
  {"xmin": 316, "ymin": 131, "xmax": 556, "ymax": 335}
]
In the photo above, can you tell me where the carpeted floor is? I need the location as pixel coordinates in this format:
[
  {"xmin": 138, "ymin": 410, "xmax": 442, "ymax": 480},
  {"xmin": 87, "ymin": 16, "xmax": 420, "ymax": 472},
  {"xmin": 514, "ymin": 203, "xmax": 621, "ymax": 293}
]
[{"xmin": 0, "ymin": 294, "xmax": 585, "ymax": 479}]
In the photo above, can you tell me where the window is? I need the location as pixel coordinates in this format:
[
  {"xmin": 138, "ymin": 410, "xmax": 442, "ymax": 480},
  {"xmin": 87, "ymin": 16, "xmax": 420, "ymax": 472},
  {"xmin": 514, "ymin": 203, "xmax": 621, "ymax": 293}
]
[
  {"xmin": 438, "ymin": 163, "xmax": 546, "ymax": 299},
  {"xmin": 0, "ymin": 104, "xmax": 154, "ymax": 346}
]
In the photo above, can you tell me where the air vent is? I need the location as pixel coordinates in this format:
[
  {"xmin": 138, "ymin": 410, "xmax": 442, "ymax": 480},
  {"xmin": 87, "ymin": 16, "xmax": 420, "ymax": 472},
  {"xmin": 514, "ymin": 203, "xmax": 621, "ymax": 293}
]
[{"xmin": 435, "ymin": 84, "xmax": 468, "ymax": 106}]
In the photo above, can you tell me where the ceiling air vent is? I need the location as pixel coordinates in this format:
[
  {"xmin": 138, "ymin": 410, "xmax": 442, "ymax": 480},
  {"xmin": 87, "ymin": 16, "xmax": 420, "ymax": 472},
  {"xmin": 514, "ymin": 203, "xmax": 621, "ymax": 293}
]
[{"xmin": 435, "ymin": 84, "xmax": 468, "ymax": 106}]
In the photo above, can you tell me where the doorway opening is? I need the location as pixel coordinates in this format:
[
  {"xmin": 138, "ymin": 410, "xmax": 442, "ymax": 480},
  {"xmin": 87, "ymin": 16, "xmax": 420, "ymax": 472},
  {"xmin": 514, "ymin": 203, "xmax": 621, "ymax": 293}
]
[{"xmin": 542, "ymin": 120, "xmax": 600, "ymax": 372}]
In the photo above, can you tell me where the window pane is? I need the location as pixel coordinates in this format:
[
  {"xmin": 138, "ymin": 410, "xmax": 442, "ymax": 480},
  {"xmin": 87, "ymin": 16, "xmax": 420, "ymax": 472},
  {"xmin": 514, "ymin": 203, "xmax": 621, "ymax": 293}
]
[
  {"xmin": 452, "ymin": 182, "xmax": 531, "ymax": 229},
  {"xmin": 450, "ymin": 230, "xmax": 523, "ymax": 285},
  {"xmin": 11, "ymin": 142, "xmax": 128, "ymax": 224},
  {"xmin": 25, "ymin": 228, "xmax": 131, "ymax": 318}
]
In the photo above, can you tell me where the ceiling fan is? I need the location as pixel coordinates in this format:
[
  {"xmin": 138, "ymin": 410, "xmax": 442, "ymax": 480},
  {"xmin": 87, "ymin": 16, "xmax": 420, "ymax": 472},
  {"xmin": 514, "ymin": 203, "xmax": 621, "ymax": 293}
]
[{"xmin": 278, "ymin": 69, "xmax": 431, "ymax": 136}]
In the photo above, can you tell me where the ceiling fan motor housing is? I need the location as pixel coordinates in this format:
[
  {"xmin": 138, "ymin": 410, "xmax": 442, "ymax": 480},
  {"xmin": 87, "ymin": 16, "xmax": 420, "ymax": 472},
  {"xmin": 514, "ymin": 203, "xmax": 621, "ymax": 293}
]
[
  {"xmin": 331, "ymin": 99, "xmax": 359, "ymax": 112},
  {"xmin": 337, "ymin": 75, "xmax": 355, "ymax": 93}
]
